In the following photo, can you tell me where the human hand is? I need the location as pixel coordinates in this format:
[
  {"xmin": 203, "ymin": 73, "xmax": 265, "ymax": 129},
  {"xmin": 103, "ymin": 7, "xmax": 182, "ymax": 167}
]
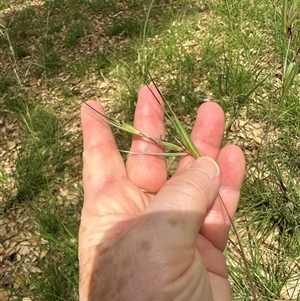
[{"xmin": 79, "ymin": 86, "xmax": 245, "ymax": 301}]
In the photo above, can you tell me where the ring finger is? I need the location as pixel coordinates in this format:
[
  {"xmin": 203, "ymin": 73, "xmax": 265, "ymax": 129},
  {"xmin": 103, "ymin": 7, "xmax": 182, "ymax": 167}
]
[{"xmin": 126, "ymin": 85, "xmax": 168, "ymax": 193}]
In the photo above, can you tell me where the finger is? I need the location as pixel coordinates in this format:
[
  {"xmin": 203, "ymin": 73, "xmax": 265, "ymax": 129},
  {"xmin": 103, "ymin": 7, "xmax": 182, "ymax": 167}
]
[
  {"xmin": 200, "ymin": 145, "xmax": 245, "ymax": 251},
  {"xmin": 126, "ymin": 85, "xmax": 167, "ymax": 193},
  {"xmin": 81, "ymin": 101, "xmax": 127, "ymax": 213},
  {"xmin": 142, "ymin": 157, "xmax": 221, "ymax": 248},
  {"xmin": 177, "ymin": 102, "xmax": 225, "ymax": 171}
]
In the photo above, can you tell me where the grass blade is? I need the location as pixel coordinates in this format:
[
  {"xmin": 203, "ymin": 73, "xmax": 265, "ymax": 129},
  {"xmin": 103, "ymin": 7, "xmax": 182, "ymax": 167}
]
[
  {"xmin": 145, "ymin": 72, "xmax": 201, "ymax": 158},
  {"xmin": 83, "ymin": 101, "xmax": 186, "ymax": 154},
  {"xmin": 282, "ymin": 0, "xmax": 288, "ymax": 35},
  {"xmin": 120, "ymin": 150, "xmax": 187, "ymax": 157}
]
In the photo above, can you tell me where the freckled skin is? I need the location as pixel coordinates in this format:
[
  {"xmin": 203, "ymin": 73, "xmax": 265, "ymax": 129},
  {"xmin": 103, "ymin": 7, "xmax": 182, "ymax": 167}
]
[
  {"xmin": 85, "ymin": 225, "xmax": 154, "ymax": 301},
  {"xmin": 81, "ymin": 211, "xmax": 220, "ymax": 301},
  {"xmin": 168, "ymin": 217, "xmax": 179, "ymax": 226},
  {"xmin": 121, "ymin": 256, "xmax": 132, "ymax": 269},
  {"xmin": 140, "ymin": 240, "xmax": 151, "ymax": 251}
]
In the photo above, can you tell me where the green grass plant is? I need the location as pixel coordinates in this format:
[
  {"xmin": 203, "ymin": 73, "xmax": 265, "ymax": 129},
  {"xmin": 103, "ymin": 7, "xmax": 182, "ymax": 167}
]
[
  {"xmin": 87, "ymin": 0, "xmax": 117, "ymax": 13},
  {"xmin": 0, "ymin": 0, "xmax": 299, "ymax": 300},
  {"xmin": 65, "ymin": 20, "xmax": 88, "ymax": 48},
  {"xmin": 106, "ymin": 17, "xmax": 144, "ymax": 38}
]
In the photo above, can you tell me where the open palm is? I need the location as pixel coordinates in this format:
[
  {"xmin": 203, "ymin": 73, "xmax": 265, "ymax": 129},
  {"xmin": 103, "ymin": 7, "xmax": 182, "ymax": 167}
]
[{"xmin": 79, "ymin": 86, "xmax": 245, "ymax": 301}]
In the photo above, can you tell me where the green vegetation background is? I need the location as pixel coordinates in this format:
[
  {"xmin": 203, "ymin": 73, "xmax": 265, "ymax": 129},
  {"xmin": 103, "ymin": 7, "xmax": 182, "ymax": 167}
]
[{"xmin": 0, "ymin": 0, "xmax": 299, "ymax": 300}]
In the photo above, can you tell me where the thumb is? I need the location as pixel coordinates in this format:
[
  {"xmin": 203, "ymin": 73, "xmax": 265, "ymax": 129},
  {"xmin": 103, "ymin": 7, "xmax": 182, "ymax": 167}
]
[{"xmin": 144, "ymin": 157, "xmax": 221, "ymax": 248}]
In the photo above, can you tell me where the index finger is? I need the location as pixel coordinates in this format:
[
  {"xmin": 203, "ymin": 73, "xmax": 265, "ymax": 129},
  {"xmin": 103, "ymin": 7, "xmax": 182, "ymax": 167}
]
[{"xmin": 200, "ymin": 145, "xmax": 245, "ymax": 251}]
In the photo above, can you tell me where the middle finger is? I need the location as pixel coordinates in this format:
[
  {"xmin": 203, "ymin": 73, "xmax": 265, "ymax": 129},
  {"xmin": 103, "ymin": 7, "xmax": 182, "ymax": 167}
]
[{"xmin": 176, "ymin": 102, "xmax": 225, "ymax": 172}]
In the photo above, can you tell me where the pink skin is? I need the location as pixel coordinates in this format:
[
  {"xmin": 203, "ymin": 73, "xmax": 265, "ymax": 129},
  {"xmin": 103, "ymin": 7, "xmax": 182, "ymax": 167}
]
[{"xmin": 79, "ymin": 85, "xmax": 245, "ymax": 301}]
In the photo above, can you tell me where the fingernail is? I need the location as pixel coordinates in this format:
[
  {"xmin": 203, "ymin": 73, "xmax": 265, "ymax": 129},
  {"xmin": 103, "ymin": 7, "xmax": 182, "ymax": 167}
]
[{"xmin": 190, "ymin": 157, "xmax": 220, "ymax": 178}]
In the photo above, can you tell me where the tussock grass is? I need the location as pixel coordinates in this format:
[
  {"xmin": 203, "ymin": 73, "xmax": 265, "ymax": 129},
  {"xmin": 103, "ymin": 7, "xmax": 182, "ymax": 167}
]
[{"xmin": 0, "ymin": 0, "xmax": 299, "ymax": 300}]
